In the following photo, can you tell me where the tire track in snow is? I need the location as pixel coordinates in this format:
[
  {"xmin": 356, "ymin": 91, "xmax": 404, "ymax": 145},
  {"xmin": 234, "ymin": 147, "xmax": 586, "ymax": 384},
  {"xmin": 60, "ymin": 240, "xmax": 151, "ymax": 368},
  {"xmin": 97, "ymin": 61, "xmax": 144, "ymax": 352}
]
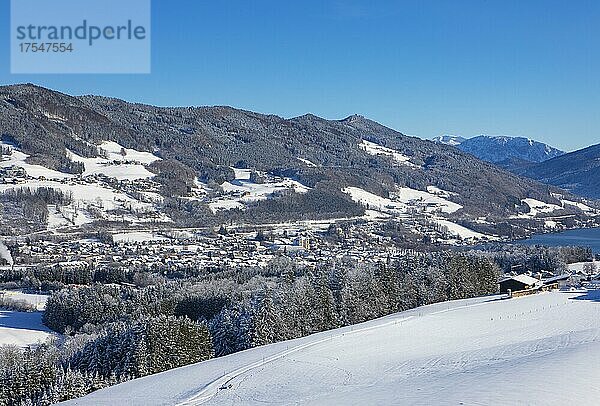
[{"xmin": 175, "ymin": 316, "xmax": 417, "ymax": 405}]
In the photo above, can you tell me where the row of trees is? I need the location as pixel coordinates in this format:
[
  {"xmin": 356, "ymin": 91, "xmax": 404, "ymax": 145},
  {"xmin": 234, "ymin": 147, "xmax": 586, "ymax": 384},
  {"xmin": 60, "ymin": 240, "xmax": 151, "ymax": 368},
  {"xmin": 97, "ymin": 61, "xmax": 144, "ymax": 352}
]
[{"xmin": 475, "ymin": 244, "xmax": 591, "ymax": 275}]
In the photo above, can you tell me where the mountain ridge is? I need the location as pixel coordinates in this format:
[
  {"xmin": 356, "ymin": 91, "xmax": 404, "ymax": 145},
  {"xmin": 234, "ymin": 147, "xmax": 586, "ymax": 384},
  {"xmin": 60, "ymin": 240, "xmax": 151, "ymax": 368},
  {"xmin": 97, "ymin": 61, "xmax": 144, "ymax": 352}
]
[
  {"xmin": 433, "ymin": 134, "xmax": 564, "ymax": 166},
  {"xmin": 0, "ymin": 83, "xmax": 597, "ymax": 239},
  {"xmin": 515, "ymin": 143, "xmax": 600, "ymax": 199}
]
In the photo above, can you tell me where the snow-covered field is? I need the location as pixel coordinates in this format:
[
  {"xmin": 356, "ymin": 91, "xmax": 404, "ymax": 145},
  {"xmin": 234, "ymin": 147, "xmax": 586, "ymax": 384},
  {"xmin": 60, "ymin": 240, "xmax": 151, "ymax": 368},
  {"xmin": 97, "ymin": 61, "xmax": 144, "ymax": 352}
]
[
  {"xmin": 2, "ymin": 140, "xmax": 159, "ymax": 182},
  {"xmin": 221, "ymin": 178, "xmax": 309, "ymax": 201},
  {"xmin": 562, "ymin": 199, "xmax": 594, "ymax": 212},
  {"xmin": 1, "ymin": 141, "xmax": 169, "ymax": 228},
  {"xmin": 394, "ymin": 187, "xmax": 462, "ymax": 214},
  {"xmin": 342, "ymin": 186, "xmax": 487, "ymax": 241},
  {"xmin": 68, "ymin": 151, "xmax": 156, "ymax": 181},
  {"xmin": 0, "ymin": 142, "xmax": 72, "ymax": 180},
  {"xmin": 435, "ymin": 218, "xmax": 488, "ymax": 240},
  {"xmin": 343, "ymin": 186, "xmax": 462, "ymax": 215},
  {"xmin": 522, "ymin": 198, "xmax": 563, "ymax": 217},
  {"xmin": 342, "ymin": 186, "xmax": 404, "ymax": 213},
  {"xmin": 65, "ymin": 291, "xmax": 600, "ymax": 405},
  {"xmin": 518, "ymin": 197, "xmax": 597, "ymax": 220},
  {"xmin": 0, "ymin": 291, "xmax": 52, "ymax": 347},
  {"xmin": 0, "ymin": 311, "xmax": 52, "ymax": 347},
  {"xmin": 0, "ymin": 180, "xmax": 164, "ymax": 223}
]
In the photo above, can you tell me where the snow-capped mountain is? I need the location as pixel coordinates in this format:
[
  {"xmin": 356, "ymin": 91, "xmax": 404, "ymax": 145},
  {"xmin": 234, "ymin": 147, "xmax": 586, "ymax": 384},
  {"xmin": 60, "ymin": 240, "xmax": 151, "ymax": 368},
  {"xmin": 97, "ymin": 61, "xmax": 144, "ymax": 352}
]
[
  {"xmin": 433, "ymin": 134, "xmax": 565, "ymax": 167},
  {"xmin": 457, "ymin": 135, "xmax": 565, "ymax": 165},
  {"xmin": 431, "ymin": 135, "xmax": 466, "ymax": 146},
  {"xmin": 432, "ymin": 134, "xmax": 600, "ymax": 197}
]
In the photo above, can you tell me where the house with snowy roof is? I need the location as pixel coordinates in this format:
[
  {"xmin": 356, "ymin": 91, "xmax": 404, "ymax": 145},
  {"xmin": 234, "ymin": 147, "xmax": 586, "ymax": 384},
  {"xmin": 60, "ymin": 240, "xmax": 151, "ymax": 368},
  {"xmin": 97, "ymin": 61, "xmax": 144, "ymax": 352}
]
[{"xmin": 499, "ymin": 274, "xmax": 541, "ymax": 294}]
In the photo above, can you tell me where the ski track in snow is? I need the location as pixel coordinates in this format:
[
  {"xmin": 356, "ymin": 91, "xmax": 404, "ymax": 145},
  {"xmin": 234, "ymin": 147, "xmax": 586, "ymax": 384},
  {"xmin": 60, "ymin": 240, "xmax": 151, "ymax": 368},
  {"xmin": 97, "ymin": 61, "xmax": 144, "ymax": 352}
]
[
  {"xmin": 64, "ymin": 291, "xmax": 600, "ymax": 406},
  {"xmin": 176, "ymin": 315, "xmax": 418, "ymax": 406}
]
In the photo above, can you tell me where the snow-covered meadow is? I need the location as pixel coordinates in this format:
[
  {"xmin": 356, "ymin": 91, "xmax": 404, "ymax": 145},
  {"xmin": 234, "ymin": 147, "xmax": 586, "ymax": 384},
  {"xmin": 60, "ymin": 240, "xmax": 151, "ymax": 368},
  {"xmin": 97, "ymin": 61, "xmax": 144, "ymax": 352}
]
[
  {"xmin": 342, "ymin": 185, "xmax": 491, "ymax": 242},
  {"xmin": 359, "ymin": 140, "xmax": 419, "ymax": 168},
  {"xmin": 0, "ymin": 290, "xmax": 52, "ymax": 347},
  {"xmin": 209, "ymin": 168, "xmax": 310, "ymax": 213},
  {"xmin": 0, "ymin": 140, "xmax": 170, "ymax": 228}
]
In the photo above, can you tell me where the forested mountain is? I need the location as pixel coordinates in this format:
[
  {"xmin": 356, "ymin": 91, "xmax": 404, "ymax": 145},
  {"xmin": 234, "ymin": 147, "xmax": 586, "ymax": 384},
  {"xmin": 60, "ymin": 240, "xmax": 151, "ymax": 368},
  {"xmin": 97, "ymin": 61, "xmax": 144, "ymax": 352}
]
[
  {"xmin": 515, "ymin": 143, "xmax": 600, "ymax": 199},
  {"xmin": 0, "ymin": 83, "xmax": 586, "ymax": 228}
]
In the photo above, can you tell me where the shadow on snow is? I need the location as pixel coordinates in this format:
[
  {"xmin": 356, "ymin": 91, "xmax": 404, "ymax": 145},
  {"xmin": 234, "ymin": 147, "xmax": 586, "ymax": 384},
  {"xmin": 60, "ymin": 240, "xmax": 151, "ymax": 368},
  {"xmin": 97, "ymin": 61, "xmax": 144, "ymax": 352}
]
[
  {"xmin": 0, "ymin": 310, "xmax": 50, "ymax": 332},
  {"xmin": 569, "ymin": 289, "xmax": 600, "ymax": 302}
]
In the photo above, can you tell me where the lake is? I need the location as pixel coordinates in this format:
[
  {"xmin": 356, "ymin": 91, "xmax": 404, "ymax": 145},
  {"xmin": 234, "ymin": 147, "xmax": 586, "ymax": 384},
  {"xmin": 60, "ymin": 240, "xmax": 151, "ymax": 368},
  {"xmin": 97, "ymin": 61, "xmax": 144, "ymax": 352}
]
[{"xmin": 517, "ymin": 227, "xmax": 600, "ymax": 253}]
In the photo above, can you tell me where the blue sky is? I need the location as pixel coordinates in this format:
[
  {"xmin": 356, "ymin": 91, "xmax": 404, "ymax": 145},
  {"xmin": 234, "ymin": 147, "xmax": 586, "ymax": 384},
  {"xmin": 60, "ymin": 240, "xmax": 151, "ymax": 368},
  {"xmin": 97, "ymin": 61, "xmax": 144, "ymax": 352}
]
[{"xmin": 1, "ymin": 0, "xmax": 599, "ymax": 151}]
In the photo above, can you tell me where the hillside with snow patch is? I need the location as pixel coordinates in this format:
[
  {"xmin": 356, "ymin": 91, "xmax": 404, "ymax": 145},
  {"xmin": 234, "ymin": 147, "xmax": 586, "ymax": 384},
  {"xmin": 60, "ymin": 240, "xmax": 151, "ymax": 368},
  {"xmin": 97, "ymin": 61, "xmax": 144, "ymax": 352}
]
[
  {"xmin": 0, "ymin": 139, "xmax": 169, "ymax": 229},
  {"xmin": 1, "ymin": 84, "xmax": 598, "ymax": 240}
]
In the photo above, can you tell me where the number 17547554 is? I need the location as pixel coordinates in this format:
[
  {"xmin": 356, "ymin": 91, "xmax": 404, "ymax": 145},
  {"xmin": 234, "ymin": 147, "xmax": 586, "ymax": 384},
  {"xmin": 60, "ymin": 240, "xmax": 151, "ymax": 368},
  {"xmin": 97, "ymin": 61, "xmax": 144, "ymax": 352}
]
[{"xmin": 19, "ymin": 43, "xmax": 74, "ymax": 53}]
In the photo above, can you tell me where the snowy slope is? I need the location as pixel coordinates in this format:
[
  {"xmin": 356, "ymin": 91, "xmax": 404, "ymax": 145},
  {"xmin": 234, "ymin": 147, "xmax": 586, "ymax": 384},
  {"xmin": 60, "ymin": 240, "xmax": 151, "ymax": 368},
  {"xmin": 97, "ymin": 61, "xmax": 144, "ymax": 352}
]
[
  {"xmin": 1, "ymin": 140, "xmax": 169, "ymax": 228},
  {"xmin": 343, "ymin": 186, "xmax": 463, "ymax": 215},
  {"xmin": 209, "ymin": 168, "xmax": 311, "ymax": 213},
  {"xmin": 435, "ymin": 219, "xmax": 488, "ymax": 240},
  {"xmin": 64, "ymin": 291, "xmax": 600, "ymax": 406},
  {"xmin": 359, "ymin": 140, "xmax": 419, "ymax": 168},
  {"xmin": 0, "ymin": 142, "xmax": 72, "ymax": 180}
]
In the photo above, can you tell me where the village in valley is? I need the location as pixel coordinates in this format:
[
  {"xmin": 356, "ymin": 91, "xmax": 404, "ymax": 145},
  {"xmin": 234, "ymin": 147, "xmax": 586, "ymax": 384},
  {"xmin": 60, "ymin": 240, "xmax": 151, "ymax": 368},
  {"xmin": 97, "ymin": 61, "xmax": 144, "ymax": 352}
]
[{"xmin": 1, "ymin": 135, "xmax": 600, "ymax": 353}]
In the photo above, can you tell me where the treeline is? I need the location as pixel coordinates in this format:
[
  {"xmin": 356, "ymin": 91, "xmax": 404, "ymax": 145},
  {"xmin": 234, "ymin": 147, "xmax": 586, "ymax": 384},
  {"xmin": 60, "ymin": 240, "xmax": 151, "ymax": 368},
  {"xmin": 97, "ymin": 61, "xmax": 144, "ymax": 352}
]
[
  {"xmin": 42, "ymin": 254, "xmax": 498, "ymax": 335},
  {"xmin": 0, "ymin": 260, "xmax": 229, "ymax": 292},
  {"xmin": 3, "ymin": 188, "xmax": 72, "ymax": 207},
  {"xmin": 473, "ymin": 244, "xmax": 591, "ymax": 275},
  {"xmin": 69, "ymin": 316, "xmax": 213, "ymax": 379},
  {"xmin": 0, "ymin": 263, "xmax": 132, "ymax": 292}
]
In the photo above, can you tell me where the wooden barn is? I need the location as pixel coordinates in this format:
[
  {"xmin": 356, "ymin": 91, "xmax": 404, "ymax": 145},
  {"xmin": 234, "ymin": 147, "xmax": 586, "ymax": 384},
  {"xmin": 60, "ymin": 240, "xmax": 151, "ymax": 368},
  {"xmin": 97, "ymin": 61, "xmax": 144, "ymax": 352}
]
[{"xmin": 499, "ymin": 275, "xmax": 541, "ymax": 294}]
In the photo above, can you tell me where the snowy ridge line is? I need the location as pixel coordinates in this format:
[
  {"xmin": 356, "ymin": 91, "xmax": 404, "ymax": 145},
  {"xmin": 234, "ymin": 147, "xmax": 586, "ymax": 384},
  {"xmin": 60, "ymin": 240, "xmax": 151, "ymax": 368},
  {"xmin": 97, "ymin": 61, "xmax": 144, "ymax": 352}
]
[
  {"xmin": 175, "ymin": 316, "xmax": 414, "ymax": 406},
  {"xmin": 176, "ymin": 296, "xmax": 504, "ymax": 405}
]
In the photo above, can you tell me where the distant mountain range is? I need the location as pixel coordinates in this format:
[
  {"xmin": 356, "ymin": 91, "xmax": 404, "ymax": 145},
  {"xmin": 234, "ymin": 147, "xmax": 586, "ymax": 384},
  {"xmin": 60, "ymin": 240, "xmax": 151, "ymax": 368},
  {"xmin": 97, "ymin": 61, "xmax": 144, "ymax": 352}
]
[
  {"xmin": 433, "ymin": 135, "xmax": 565, "ymax": 168},
  {"xmin": 433, "ymin": 134, "xmax": 600, "ymax": 199}
]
